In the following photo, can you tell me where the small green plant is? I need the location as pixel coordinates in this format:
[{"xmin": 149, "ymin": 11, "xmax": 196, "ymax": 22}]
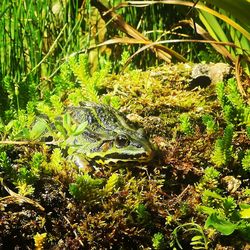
[
  {"xmin": 103, "ymin": 173, "xmax": 120, "ymax": 194},
  {"xmin": 0, "ymin": 151, "xmax": 13, "ymax": 180},
  {"xmin": 198, "ymin": 191, "xmax": 250, "ymax": 241},
  {"xmin": 242, "ymin": 149, "xmax": 250, "ymax": 172},
  {"xmin": 102, "ymin": 95, "xmax": 121, "ymax": 110},
  {"xmin": 239, "ymin": 204, "xmax": 250, "ymax": 219},
  {"xmin": 226, "ymin": 79, "xmax": 245, "ymax": 109},
  {"xmin": 36, "ymin": 95, "xmax": 64, "ymax": 120},
  {"xmin": 69, "ymin": 174, "xmax": 104, "ymax": 201},
  {"xmin": 29, "ymin": 118, "xmax": 48, "ymax": 140},
  {"xmin": 1, "ymin": 76, "xmax": 20, "ymax": 112},
  {"xmin": 202, "ymin": 114, "xmax": 218, "ymax": 135},
  {"xmin": 30, "ymin": 152, "xmax": 44, "ymax": 172},
  {"xmin": 171, "ymin": 222, "xmax": 210, "ymax": 249},
  {"xmin": 52, "ymin": 62, "xmax": 76, "ymax": 94},
  {"xmin": 165, "ymin": 215, "xmax": 174, "ymax": 226},
  {"xmin": 152, "ymin": 232, "xmax": 166, "ymax": 250},
  {"xmin": 53, "ymin": 112, "xmax": 88, "ymax": 143},
  {"xmin": 3, "ymin": 110, "xmax": 33, "ymax": 140},
  {"xmin": 67, "ymin": 54, "xmax": 111, "ymax": 104},
  {"xmin": 179, "ymin": 113, "xmax": 193, "ymax": 135},
  {"xmin": 15, "ymin": 152, "xmax": 44, "ymax": 187},
  {"xmin": 45, "ymin": 148, "xmax": 65, "ymax": 174},
  {"xmin": 199, "ymin": 190, "xmax": 234, "ymax": 215},
  {"xmin": 16, "ymin": 181, "xmax": 35, "ymax": 196},
  {"xmin": 216, "ymin": 81, "xmax": 235, "ymax": 124},
  {"xmin": 1, "ymin": 150, "xmax": 45, "ymax": 196},
  {"xmin": 134, "ymin": 203, "xmax": 151, "ymax": 225},
  {"xmin": 243, "ymin": 188, "xmax": 250, "ymax": 196},
  {"xmin": 216, "ymin": 79, "xmax": 249, "ymax": 128},
  {"xmin": 205, "ymin": 213, "xmax": 237, "ymax": 236},
  {"xmin": 211, "ymin": 124, "xmax": 234, "ymax": 167},
  {"xmin": 196, "ymin": 167, "xmax": 220, "ymax": 191},
  {"xmin": 33, "ymin": 232, "xmax": 47, "ymax": 250},
  {"xmin": 204, "ymin": 206, "xmax": 250, "ymax": 240}
]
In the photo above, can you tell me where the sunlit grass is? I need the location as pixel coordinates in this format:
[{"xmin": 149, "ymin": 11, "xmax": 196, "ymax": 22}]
[{"xmin": 0, "ymin": 0, "xmax": 90, "ymax": 111}]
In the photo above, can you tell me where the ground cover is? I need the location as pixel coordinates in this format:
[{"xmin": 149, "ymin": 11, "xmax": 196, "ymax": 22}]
[{"xmin": 1, "ymin": 60, "xmax": 250, "ymax": 249}]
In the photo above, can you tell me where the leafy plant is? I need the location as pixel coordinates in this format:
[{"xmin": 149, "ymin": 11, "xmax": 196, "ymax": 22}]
[
  {"xmin": 134, "ymin": 203, "xmax": 151, "ymax": 225},
  {"xmin": 53, "ymin": 112, "xmax": 88, "ymax": 143},
  {"xmin": 216, "ymin": 81, "xmax": 236, "ymax": 124},
  {"xmin": 242, "ymin": 149, "xmax": 250, "ymax": 172},
  {"xmin": 16, "ymin": 181, "xmax": 35, "ymax": 196},
  {"xmin": 202, "ymin": 114, "xmax": 218, "ymax": 135},
  {"xmin": 33, "ymin": 232, "xmax": 47, "ymax": 250},
  {"xmin": 44, "ymin": 148, "xmax": 65, "ymax": 174},
  {"xmin": 0, "ymin": 151, "xmax": 12, "ymax": 176},
  {"xmin": 227, "ymin": 79, "xmax": 245, "ymax": 109},
  {"xmin": 243, "ymin": 188, "xmax": 250, "ymax": 197},
  {"xmin": 204, "ymin": 208, "xmax": 250, "ymax": 240},
  {"xmin": 216, "ymin": 79, "xmax": 249, "ymax": 126},
  {"xmin": 211, "ymin": 124, "xmax": 234, "ymax": 167},
  {"xmin": 199, "ymin": 191, "xmax": 250, "ymax": 240},
  {"xmin": 103, "ymin": 173, "xmax": 121, "ymax": 194},
  {"xmin": 171, "ymin": 222, "xmax": 210, "ymax": 250},
  {"xmin": 3, "ymin": 110, "xmax": 32, "ymax": 140},
  {"xmin": 196, "ymin": 167, "xmax": 220, "ymax": 191},
  {"xmin": 179, "ymin": 113, "xmax": 193, "ymax": 135},
  {"xmin": 14, "ymin": 152, "xmax": 44, "ymax": 191},
  {"xmin": 239, "ymin": 204, "xmax": 250, "ymax": 219},
  {"xmin": 152, "ymin": 232, "xmax": 166, "ymax": 250},
  {"xmin": 29, "ymin": 118, "xmax": 48, "ymax": 140},
  {"xmin": 67, "ymin": 54, "xmax": 111, "ymax": 104},
  {"xmin": 205, "ymin": 213, "xmax": 237, "ymax": 236},
  {"xmin": 199, "ymin": 191, "xmax": 230, "ymax": 216},
  {"xmin": 69, "ymin": 174, "xmax": 104, "ymax": 201}
]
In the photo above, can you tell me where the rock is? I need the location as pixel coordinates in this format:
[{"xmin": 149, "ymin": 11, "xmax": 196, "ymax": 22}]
[{"xmin": 189, "ymin": 63, "xmax": 232, "ymax": 89}]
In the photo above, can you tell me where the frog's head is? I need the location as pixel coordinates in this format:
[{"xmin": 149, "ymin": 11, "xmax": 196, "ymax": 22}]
[{"xmin": 85, "ymin": 128, "xmax": 154, "ymax": 165}]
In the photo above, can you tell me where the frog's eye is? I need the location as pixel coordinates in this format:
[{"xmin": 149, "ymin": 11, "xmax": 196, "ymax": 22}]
[{"xmin": 115, "ymin": 134, "xmax": 130, "ymax": 148}]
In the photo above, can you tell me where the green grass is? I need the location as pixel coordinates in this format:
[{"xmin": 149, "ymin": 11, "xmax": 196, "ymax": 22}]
[{"xmin": 0, "ymin": 0, "xmax": 90, "ymax": 111}]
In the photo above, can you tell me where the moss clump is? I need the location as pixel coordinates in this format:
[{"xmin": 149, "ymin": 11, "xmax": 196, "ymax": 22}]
[{"xmin": 1, "ymin": 62, "xmax": 250, "ymax": 249}]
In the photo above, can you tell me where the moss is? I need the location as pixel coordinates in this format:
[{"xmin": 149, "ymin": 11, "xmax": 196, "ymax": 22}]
[{"xmin": 1, "ymin": 63, "xmax": 249, "ymax": 249}]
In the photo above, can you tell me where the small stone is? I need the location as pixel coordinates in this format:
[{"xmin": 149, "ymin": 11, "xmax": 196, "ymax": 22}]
[{"xmin": 189, "ymin": 63, "xmax": 232, "ymax": 89}]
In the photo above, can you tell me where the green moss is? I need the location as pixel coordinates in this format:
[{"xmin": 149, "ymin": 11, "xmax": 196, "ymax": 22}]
[
  {"xmin": 179, "ymin": 113, "xmax": 193, "ymax": 135},
  {"xmin": 1, "ymin": 63, "xmax": 249, "ymax": 249},
  {"xmin": 152, "ymin": 232, "xmax": 166, "ymax": 250},
  {"xmin": 69, "ymin": 174, "xmax": 104, "ymax": 201},
  {"xmin": 202, "ymin": 114, "xmax": 218, "ymax": 135}
]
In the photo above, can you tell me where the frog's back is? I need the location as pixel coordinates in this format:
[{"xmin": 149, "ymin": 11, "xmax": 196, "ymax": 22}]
[{"xmin": 68, "ymin": 102, "xmax": 135, "ymax": 132}]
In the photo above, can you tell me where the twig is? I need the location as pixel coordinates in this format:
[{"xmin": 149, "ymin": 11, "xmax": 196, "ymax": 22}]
[{"xmin": 1, "ymin": 185, "xmax": 45, "ymax": 211}]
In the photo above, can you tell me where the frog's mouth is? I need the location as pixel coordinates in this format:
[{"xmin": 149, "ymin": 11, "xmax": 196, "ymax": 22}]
[{"xmin": 93, "ymin": 151, "xmax": 154, "ymax": 165}]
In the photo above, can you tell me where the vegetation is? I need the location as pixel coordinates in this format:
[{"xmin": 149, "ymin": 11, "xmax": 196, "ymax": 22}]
[{"xmin": 1, "ymin": 0, "xmax": 250, "ymax": 249}]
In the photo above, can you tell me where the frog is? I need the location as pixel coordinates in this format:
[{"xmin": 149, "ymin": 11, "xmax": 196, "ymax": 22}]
[{"xmin": 63, "ymin": 102, "xmax": 154, "ymax": 166}]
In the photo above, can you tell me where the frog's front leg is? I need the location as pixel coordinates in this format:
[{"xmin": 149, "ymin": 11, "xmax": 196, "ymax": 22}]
[{"xmin": 67, "ymin": 154, "xmax": 99, "ymax": 173}]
